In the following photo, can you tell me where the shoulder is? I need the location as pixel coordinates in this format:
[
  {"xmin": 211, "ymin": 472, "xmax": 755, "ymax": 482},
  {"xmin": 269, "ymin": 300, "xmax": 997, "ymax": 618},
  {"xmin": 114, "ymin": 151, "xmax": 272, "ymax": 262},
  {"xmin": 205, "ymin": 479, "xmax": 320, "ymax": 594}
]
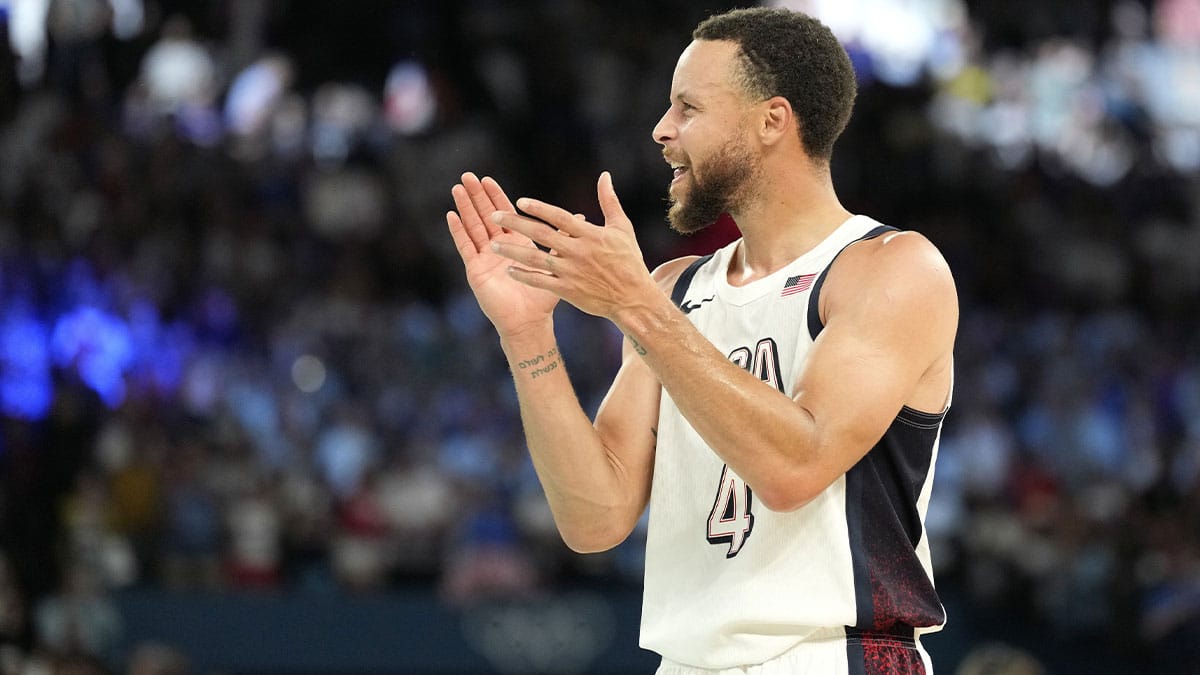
[
  {"xmin": 649, "ymin": 255, "xmax": 705, "ymax": 296},
  {"xmin": 846, "ymin": 229, "xmax": 953, "ymax": 283},
  {"xmin": 821, "ymin": 229, "xmax": 958, "ymax": 329}
]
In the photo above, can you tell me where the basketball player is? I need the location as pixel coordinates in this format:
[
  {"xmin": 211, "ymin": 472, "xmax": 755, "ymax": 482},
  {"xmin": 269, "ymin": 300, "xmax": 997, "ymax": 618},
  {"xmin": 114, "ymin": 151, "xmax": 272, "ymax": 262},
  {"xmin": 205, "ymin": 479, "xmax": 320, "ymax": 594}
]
[{"xmin": 446, "ymin": 7, "xmax": 957, "ymax": 674}]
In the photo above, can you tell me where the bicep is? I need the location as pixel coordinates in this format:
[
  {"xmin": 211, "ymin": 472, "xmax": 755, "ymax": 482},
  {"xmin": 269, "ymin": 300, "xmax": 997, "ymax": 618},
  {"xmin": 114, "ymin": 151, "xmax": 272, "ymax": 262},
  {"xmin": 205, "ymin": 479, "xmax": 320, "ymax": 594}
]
[
  {"xmin": 792, "ymin": 319, "xmax": 926, "ymax": 478},
  {"xmin": 792, "ymin": 235, "xmax": 957, "ymax": 477}
]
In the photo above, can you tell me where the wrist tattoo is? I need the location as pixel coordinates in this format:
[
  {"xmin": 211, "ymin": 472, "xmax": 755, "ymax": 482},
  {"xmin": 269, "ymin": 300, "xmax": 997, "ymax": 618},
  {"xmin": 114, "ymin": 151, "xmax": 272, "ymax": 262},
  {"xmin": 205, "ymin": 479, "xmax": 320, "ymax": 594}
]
[
  {"xmin": 627, "ymin": 334, "xmax": 647, "ymax": 356},
  {"xmin": 516, "ymin": 346, "xmax": 562, "ymax": 380}
]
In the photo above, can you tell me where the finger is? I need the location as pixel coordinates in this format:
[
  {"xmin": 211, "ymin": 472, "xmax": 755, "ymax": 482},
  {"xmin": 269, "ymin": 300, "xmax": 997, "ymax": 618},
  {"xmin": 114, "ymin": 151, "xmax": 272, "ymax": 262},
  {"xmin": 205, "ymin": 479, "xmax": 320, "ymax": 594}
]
[
  {"xmin": 492, "ymin": 211, "xmax": 572, "ymax": 252},
  {"xmin": 507, "ymin": 265, "xmax": 564, "ymax": 295},
  {"xmin": 451, "ymin": 184, "xmax": 492, "ymax": 250},
  {"xmin": 481, "ymin": 176, "xmax": 516, "ymax": 213},
  {"xmin": 446, "ymin": 210, "xmax": 479, "ymax": 261},
  {"xmin": 597, "ymin": 171, "xmax": 631, "ymax": 231},
  {"xmin": 492, "ymin": 240, "xmax": 562, "ymax": 274},
  {"xmin": 462, "ymin": 172, "xmax": 504, "ymax": 238},
  {"xmin": 514, "ymin": 197, "xmax": 592, "ymax": 238}
]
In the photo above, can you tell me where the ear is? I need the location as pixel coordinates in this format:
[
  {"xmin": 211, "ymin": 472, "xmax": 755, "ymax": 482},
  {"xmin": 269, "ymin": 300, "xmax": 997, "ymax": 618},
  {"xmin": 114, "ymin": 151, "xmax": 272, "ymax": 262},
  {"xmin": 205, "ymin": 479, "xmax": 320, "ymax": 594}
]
[{"xmin": 759, "ymin": 96, "xmax": 794, "ymax": 147}]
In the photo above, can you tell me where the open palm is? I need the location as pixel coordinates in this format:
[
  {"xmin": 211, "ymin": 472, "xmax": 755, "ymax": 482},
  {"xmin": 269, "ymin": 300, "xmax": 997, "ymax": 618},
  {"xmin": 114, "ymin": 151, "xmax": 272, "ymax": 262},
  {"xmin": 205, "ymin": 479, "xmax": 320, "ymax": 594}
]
[{"xmin": 447, "ymin": 173, "xmax": 559, "ymax": 336}]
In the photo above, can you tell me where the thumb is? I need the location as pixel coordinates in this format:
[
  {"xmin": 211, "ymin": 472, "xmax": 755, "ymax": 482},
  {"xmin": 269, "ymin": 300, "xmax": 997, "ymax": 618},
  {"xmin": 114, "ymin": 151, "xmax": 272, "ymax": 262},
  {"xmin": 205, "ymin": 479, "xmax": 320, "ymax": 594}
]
[{"xmin": 597, "ymin": 171, "xmax": 631, "ymax": 230}]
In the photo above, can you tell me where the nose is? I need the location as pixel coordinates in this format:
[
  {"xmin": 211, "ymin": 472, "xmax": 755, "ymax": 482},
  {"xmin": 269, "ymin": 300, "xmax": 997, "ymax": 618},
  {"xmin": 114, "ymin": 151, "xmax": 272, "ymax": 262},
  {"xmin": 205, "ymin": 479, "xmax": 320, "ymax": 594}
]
[{"xmin": 652, "ymin": 108, "xmax": 675, "ymax": 146}]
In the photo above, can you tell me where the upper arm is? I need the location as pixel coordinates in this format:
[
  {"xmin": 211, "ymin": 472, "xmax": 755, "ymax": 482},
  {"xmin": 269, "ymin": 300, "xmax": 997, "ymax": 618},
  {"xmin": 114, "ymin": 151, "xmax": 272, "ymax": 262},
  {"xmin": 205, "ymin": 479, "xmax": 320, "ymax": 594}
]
[
  {"xmin": 793, "ymin": 232, "xmax": 957, "ymax": 481},
  {"xmin": 591, "ymin": 256, "xmax": 698, "ymax": 535}
]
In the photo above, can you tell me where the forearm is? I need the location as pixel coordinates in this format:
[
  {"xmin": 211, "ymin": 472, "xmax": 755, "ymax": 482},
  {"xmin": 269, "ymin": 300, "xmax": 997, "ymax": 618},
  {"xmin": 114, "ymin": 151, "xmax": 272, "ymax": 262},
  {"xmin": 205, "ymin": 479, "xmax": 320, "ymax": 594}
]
[{"xmin": 499, "ymin": 325, "xmax": 638, "ymax": 550}]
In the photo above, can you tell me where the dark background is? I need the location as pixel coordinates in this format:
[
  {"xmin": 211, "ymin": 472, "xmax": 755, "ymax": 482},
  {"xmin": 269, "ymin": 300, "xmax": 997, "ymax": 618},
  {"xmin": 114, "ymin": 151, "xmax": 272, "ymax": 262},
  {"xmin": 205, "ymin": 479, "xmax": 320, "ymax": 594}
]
[{"xmin": 0, "ymin": 0, "xmax": 1197, "ymax": 673}]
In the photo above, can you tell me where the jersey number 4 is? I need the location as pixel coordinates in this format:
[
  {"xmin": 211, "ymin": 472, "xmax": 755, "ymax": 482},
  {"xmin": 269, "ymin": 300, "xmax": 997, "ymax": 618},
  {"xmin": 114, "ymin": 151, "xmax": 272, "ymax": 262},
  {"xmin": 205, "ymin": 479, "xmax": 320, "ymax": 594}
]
[
  {"xmin": 707, "ymin": 465, "xmax": 754, "ymax": 558},
  {"xmin": 705, "ymin": 338, "xmax": 781, "ymax": 558}
]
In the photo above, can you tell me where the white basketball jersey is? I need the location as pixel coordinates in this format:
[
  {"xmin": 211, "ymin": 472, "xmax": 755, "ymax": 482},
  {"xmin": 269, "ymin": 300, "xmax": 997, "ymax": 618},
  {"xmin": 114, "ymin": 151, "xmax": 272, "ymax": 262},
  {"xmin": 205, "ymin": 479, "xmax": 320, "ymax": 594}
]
[{"xmin": 640, "ymin": 215, "xmax": 947, "ymax": 672}]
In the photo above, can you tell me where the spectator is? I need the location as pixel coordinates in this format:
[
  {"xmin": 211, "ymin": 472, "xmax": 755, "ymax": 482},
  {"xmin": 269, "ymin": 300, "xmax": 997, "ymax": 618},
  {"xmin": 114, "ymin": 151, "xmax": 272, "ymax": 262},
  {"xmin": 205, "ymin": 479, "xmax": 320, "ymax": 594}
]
[
  {"xmin": 32, "ymin": 564, "xmax": 121, "ymax": 663},
  {"xmin": 0, "ymin": 1, "xmax": 1194, "ymax": 672}
]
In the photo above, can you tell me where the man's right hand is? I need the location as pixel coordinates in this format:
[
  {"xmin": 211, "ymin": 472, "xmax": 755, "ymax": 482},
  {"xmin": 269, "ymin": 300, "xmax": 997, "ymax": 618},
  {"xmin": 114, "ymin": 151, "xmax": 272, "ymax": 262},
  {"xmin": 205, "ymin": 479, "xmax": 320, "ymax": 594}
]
[{"xmin": 447, "ymin": 173, "xmax": 559, "ymax": 337}]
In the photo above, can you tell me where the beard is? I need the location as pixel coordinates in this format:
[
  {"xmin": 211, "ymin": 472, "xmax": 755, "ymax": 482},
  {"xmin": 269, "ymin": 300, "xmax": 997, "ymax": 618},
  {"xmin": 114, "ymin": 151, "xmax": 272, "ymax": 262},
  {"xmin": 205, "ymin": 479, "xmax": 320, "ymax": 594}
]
[{"xmin": 667, "ymin": 138, "xmax": 758, "ymax": 235}]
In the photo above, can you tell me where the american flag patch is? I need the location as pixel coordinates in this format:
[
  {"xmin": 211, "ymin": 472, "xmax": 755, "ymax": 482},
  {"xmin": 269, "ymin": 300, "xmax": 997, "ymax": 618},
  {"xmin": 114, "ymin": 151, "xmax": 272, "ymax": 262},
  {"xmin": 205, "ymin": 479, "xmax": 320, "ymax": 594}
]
[{"xmin": 780, "ymin": 273, "xmax": 816, "ymax": 297}]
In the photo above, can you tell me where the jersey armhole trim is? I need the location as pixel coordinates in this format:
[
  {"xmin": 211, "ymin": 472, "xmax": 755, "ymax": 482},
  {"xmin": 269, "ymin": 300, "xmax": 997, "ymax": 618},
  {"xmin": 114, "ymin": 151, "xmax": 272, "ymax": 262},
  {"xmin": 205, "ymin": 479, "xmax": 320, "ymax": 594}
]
[
  {"xmin": 895, "ymin": 406, "xmax": 947, "ymax": 429},
  {"xmin": 806, "ymin": 225, "xmax": 899, "ymax": 341},
  {"xmin": 670, "ymin": 254, "xmax": 714, "ymax": 309}
]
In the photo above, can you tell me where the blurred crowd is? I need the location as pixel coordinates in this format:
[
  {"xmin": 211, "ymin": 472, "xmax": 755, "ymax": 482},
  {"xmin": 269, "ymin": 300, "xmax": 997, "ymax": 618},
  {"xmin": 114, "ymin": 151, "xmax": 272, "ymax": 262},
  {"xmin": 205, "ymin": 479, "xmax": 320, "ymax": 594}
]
[{"xmin": 0, "ymin": 0, "xmax": 1197, "ymax": 673}]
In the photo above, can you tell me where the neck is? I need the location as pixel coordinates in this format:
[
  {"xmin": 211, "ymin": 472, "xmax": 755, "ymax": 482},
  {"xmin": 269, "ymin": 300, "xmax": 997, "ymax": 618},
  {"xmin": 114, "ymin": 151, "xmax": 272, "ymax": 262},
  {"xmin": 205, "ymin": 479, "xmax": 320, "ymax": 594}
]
[{"xmin": 725, "ymin": 160, "xmax": 852, "ymax": 286}]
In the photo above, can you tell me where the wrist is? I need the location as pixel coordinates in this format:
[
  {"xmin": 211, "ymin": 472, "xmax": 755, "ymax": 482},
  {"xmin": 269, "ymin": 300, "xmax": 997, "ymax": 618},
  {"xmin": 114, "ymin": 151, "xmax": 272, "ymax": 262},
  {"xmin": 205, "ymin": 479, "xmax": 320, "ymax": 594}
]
[
  {"xmin": 499, "ymin": 323, "xmax": 564, "ymax": 383},
  {"xmin": 498, "ymin": 318, "xmax": 556, "ymax": 352},
  {"xmin": 612, "ymin": 292, "xmax": 674, "ymax": 354}
]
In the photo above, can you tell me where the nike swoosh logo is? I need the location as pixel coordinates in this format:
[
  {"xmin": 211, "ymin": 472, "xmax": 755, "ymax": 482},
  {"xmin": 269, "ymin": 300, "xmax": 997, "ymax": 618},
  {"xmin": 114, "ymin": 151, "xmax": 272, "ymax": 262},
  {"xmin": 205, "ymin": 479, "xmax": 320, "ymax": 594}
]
[{"xmin": 681, "ymin": 296, "xmax": 716, "ymax": 314}]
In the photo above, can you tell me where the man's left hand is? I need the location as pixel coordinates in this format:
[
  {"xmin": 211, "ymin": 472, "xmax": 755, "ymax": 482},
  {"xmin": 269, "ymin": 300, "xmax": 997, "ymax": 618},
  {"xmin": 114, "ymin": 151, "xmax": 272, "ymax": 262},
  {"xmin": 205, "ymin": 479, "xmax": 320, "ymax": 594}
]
[{"xmin": 488, "ymin": 172, "xmax": 658, "ymax": 321}]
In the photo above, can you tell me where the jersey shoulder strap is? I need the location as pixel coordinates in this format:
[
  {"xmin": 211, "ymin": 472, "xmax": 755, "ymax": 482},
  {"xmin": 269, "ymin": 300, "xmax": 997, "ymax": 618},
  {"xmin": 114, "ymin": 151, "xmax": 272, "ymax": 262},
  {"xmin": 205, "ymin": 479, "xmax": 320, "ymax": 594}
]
[
  {"xmin": 670, "ymin": 254, "xmax": 714, "ymax": 309},
  {"xmin": 806, "ymin": 225, "xmax": 898, "ymax": 340}
]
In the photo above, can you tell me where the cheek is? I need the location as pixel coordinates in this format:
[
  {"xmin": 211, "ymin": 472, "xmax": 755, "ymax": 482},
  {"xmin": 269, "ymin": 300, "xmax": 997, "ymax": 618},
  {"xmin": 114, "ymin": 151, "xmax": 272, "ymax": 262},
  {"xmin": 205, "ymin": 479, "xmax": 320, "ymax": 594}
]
[
  {"xmin": 678, "ymin": 118, "xmax": 706, "ymax": 151},
  {"xmin": 685, "ymin": 142, "xmax": 717, "ymax": 177}
]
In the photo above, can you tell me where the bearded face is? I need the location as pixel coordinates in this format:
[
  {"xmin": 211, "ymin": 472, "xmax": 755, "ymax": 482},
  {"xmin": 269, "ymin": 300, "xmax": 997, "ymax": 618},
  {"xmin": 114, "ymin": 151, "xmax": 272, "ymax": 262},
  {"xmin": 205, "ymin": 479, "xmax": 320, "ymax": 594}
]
[{"xmin": 666, "ymin": 136, "xmax": 759, "ymax": 235}]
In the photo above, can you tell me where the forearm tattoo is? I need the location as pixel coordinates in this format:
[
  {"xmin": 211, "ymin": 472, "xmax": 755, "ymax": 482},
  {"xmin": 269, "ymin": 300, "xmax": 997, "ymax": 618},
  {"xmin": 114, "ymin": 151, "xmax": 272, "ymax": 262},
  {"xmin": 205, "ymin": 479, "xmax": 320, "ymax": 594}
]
[
  {"xmin": 515, "ymin": 346, "xmax": 562, "ymax": 380},
  {"xmin": 626, "ymin": 334, "xmax": 647, "ymax": 356}
]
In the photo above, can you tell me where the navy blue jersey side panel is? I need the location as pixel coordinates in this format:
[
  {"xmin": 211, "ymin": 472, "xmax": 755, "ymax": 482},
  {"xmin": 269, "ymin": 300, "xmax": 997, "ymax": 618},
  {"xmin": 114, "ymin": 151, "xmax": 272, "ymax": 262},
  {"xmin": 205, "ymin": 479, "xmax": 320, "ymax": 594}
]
[
  {"xmin": 846, "ymin": 629, "xmax": 928, "ymax": 674},
  {"xmin": 886, "ymin": 407, "xmax": 946, "ymax": 547},
  {"xmin": 847, "ymin": 638, "xmax": 867, "ymax": 675},
  {"xmin": 670, "ymin": 255, "xmax": 713, "ymax": 309},
  {"xmin": 845, "ymin": 410, "xmax": 947, "ymax": 637},
  {"xmin": 846, "ymin": 461, "xmax": 873, "ymax": 630},
  {"xmin": 807, "ymin": 225, "xmax": 898, "ymax": 340}
]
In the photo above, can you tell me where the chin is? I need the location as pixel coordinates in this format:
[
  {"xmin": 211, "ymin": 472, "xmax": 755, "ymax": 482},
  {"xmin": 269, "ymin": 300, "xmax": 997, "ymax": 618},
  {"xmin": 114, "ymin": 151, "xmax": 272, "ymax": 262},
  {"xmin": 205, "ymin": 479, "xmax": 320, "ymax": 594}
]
[
  {"xmin": 667, "ymin": 188, "xmax": 689, "ymax": 215},
  {"xmin": 668, "ymin": 201, "xmax": 683, "ymax": 223}
]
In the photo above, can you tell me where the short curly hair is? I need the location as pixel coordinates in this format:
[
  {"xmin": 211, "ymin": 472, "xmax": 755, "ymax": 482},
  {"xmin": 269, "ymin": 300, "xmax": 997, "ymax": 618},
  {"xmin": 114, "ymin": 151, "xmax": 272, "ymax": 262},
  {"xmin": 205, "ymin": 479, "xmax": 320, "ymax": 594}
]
[{"xmin": 693, "ymin": 7, "xmax": 857, "ymax": 161}]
